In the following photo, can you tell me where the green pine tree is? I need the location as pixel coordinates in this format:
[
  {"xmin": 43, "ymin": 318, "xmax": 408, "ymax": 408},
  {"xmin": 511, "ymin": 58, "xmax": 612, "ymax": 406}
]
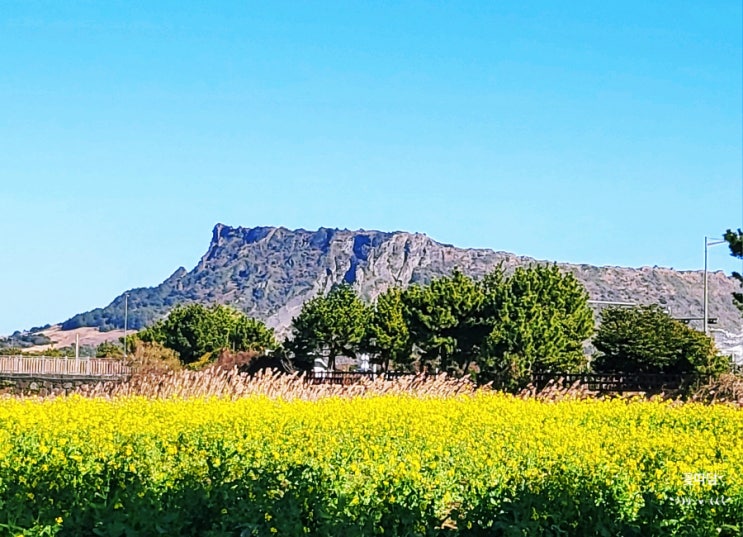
[
  {"xmin": 367, "ymin": 287, "xmax": 413, "ymax": 371},
  {"xmin": 724, "ymin": 229, "xmax": 743, "ymax": 313},
  {"xmin": 287, "ymin": 284, "xmax": 369, "ymax": 370},
  {"xmin": 593, "ymin": 304, "xmax": 729, "ymax": 378},
  {"xmin": 478, "ymin": 264, "xmax": 594, "ymax": 389},
  {"xmin": 403, "ymin": 269, "xmax": 487, "ymax": 375}
]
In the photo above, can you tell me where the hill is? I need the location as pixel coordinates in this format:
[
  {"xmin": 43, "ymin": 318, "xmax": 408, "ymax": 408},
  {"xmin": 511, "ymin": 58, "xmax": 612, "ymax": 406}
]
[{"xmin": 57, "ymin": 224, "xmax": 742, "ymax": 341}]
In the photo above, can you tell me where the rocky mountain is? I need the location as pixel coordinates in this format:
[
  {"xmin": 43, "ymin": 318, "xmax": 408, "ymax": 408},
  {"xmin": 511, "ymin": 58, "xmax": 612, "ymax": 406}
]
[{"xmin": 62, "ymin": 224, "xmax": 743, "ymax": 342}]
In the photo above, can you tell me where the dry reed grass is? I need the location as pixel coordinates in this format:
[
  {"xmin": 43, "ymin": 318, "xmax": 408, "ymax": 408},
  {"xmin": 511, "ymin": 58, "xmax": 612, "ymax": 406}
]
[
  {"xmin": 75, "ymin": 368, "xmax": 479, "ymax": 400},
  {"xmin": 517, "ymin": 377, "xmax": 689, "ymax": 405},
  {"xmin": 125, "ymin": 341, "xmax": 182, "ymax": 375},
  {"xmin": 691, "ymin": 372, "xmax": 743, "ymax": 405},
  {"xmin": 60, "ymin": 368, "xmax": 743, "ymax": 406},
  {"xmin": 518, "ymin": 377, "xmax": 598, "ymax": 401}
]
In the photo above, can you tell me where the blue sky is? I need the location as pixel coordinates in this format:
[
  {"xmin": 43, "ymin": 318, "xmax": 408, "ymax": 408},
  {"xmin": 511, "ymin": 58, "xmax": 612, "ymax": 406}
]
[{"xmin": 1, "ymin": 1, "xmax": 741, "ymax": 334}]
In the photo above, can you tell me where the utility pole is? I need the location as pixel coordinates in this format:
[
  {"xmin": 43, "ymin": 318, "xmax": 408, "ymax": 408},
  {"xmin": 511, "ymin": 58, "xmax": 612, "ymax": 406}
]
[
  {"xmin": 123, "ymin": 293, "xmax": 128, "ymax": 358},
  {"xmin": 704, "ymin": 237, "xmax": 726, "ymax": 335}
]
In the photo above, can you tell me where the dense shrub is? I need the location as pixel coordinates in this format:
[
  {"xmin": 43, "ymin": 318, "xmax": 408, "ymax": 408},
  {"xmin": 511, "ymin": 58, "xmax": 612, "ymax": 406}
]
[{"xmin": 593, "ymin": 305, "xmax": 730, "ymax": 379}]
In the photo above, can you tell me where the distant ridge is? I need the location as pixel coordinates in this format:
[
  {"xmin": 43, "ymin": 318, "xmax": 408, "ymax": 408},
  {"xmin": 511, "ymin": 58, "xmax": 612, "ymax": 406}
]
[{"xmin": 60, "ymin": 224, "xmax": 742, "ymax": 335}]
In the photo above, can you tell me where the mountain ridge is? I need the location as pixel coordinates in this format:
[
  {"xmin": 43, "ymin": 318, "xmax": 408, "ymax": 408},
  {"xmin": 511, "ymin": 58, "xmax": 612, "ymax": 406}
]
[{"xmin": 59, "ymin": 224, "xmax": 742, "ymax": 337}]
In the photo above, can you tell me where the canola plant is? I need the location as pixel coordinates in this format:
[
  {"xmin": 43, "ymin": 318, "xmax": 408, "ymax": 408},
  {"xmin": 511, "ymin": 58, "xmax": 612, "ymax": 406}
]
[{"xmin": 0, "ymin": 394, "xmax": 740, "ymax": 536}]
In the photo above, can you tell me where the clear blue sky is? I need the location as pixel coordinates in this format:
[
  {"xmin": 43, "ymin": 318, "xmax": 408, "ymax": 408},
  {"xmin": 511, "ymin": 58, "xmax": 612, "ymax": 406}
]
[{"xmin": 1, "ymin": 1, "xmax": 741, "ymax": 334}]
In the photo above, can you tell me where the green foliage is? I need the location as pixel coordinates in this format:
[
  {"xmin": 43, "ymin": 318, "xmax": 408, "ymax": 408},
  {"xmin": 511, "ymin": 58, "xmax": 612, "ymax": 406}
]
[
  {"xmin": 232, "ymin": 316, "xmax": 277, "ymax": 356},
  {"xmin": 286, "ymin": 296, "xmax": 326, "ymax": 371},
  {"xmin": 366, "ymin": 287, "xmax": 413, "ymax": 371},
  {"xmin": 724, "ymin": 229, "xmax": 743, "ymax": 313},
  {"xmin": 36, "ymin": 347, "xmax": 76, "ymax": 358},
  {"xmin": 0, "ymin": 331, "xmax": 52, "ymax": 350},
  {"xmin": 288, "ymin": 284, "xmax": 370, "ymax": 370},
  {"xmin": 393, "ymin": 265, "xmax": 593, "ymax": 386},
  {"xmin": 96, "ymin": 341, "xmax": 124, "ymax": 358},
  {"xmin": 62, "ymin": 294, "xmax": 166, "ymax": 332},
  {"xmin": 593, "ymin": 305, "xmax": 730, "ymax": 378},
  {"xmin": 286, "ymin": 266, "xmax": 593, "ymax": 384},
  {"xmin": 3, "ymin": 396, "xmax": 742, "ymax": 537},
  {"xmin": 137, "ymin": 304, "xmax": 276, "ymax": 365},
  {"xmin": 478, "ymin": 264, "xmax": 594, "ymax": 389},
  {"xmin": 403, "ymin": 269, "xmax": 487, "ymax": 375}
]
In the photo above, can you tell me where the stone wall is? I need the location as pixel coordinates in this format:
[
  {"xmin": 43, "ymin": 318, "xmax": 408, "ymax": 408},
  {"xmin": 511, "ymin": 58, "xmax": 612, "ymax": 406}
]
[{"xmin": 0, "ymin": 375, "xmax": 127, "ymax": 396}]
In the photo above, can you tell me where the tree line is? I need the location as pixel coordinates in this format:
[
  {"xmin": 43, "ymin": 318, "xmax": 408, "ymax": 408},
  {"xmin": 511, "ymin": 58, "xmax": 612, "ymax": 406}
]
[
  {"xmin": 122, "ymin": 263, "xmax": 730, "ymax": 388},
  {"xmin": 287, "ymin": 265, "xmax": 598, "ymax": 389}
]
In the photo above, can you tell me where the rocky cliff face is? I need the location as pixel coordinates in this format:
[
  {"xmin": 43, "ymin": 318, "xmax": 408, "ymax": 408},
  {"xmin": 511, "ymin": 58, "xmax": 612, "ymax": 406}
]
[{"xmin": 62, "ymin": 224, "xmax": 743, "ymax": 340}]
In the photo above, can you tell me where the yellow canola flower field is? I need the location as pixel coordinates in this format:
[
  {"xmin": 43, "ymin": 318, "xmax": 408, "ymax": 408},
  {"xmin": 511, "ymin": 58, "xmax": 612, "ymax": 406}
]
[{"xmin": 0, "ymin": 394, "xmax": 741, "ymax": 536}]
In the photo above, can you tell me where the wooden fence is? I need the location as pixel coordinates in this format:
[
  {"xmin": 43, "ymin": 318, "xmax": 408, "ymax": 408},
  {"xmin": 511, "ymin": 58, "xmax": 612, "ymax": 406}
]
[
  {"xmin": 305, "ymin": 370, "xmax": 686, "ymax": 392},
  {"xmin": 531, "ymin": 373, "xmax": 685, "ymax": 393},
  {"xmin": 0, "ymin": 356, "xmax": 131, "ymax": 378},
  {"xmin": 305, "ymin": 371, "xmax": 409, "ymax": 385}
]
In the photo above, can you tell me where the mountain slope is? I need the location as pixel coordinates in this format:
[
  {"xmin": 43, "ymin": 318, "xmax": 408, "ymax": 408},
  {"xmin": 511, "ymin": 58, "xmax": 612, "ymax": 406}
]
[{"xmin": 61, "ymin": 224, "xmax": 742, "ymax": 336}]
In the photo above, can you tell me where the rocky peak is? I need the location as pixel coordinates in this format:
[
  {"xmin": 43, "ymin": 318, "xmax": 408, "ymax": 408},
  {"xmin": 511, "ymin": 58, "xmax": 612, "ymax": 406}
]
[{"xmin": 61, "ymin": 225, "xmax": 743, "ymax": 342}]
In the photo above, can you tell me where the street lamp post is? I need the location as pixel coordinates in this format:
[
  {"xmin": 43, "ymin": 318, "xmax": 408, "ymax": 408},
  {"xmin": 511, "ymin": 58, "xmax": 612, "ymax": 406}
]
[
  {"xmin": 123, "ymin": 293, "xmax": 128, "ymax": 358},
  {"xmin": 704, "ymin": 237, "xmax": 726, "ymax": 335}
]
